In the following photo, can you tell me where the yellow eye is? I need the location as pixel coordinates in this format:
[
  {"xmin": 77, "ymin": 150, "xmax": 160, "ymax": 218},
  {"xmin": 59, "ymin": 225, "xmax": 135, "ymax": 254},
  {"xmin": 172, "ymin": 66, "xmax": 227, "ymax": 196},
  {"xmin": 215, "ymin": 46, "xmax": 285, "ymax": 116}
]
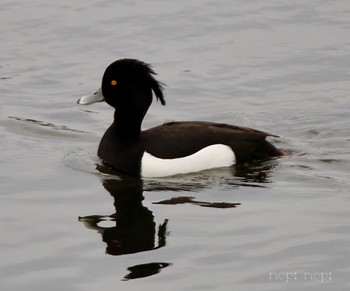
[{"xmin": 111, "ymin": 80, "xmax": 118, "ymax": 86}]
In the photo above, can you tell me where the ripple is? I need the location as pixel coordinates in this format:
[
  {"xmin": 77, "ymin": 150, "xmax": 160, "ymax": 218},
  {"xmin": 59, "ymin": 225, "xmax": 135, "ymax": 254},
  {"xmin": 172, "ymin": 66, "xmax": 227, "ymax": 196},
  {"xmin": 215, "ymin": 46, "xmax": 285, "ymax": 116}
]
[
  {"xmin": 8, "ymin": 116, "xmax": 86, "ymax": 133},
  {"xmin": 63, "ymin": 148, "xmax": 100, "ymax": 175},
  {"xmin": 5, "ymin": 115, "xmax": 95, "ymax": 142}
]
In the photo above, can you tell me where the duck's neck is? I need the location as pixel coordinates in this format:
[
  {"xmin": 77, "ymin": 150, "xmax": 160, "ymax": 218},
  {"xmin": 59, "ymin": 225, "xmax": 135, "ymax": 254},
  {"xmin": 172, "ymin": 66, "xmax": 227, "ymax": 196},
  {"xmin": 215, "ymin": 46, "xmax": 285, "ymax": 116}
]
[{"xmin": 112, "ymin": 109, "xmax": 146, "ymax": 139}]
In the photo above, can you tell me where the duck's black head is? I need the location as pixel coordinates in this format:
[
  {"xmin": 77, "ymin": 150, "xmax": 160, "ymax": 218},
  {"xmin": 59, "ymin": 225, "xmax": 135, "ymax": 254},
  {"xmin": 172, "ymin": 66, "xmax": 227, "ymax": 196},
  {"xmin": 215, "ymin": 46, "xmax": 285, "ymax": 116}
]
[
  {"xmin": 78, "ymin": 59, "xmax": 166, "ymax": 137},
  {"xmin": 102, "ymin": 59, "xmax": 165, "ymax": 108},
  {"xmin": 78, "ymin": 59, "xmax": 165, "ymax": 111}
]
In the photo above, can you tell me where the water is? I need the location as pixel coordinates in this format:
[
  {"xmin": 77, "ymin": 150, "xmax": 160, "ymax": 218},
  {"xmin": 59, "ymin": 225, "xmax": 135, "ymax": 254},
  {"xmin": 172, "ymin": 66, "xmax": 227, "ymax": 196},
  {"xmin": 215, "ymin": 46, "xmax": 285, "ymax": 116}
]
[{"xmin": 1, "ymin": 0, "xmax": 350, "ymax": 290}]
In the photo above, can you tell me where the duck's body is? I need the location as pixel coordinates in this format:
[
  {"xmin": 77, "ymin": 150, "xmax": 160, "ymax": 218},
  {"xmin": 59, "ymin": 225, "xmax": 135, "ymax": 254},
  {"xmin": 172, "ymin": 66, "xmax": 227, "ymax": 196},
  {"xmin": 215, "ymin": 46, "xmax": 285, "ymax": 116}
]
[{"xmin": 78, "ymin": 59, "xmax": 283, "ymax": 177}]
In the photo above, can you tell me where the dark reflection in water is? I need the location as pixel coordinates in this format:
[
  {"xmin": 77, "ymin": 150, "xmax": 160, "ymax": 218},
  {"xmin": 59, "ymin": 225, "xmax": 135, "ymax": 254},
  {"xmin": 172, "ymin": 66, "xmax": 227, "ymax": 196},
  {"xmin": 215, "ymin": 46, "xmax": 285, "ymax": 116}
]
[
  {"xmin": 79, "ymin": 173, "xmax": 172, "ymax": 280},
  {"xmin": 79, "ymin": 175, "xmax": 168, "ymax": 256},
  {"xmin": 80, "ymin": 160, "xmax": 277, "ymax": 280},
  {"xmin": 153, "ymin": 196, "xmax": 240, "ymax": 208},
  {"xmin": 122, "ymin": 262, "xmax": 172, "ymax": 281}
]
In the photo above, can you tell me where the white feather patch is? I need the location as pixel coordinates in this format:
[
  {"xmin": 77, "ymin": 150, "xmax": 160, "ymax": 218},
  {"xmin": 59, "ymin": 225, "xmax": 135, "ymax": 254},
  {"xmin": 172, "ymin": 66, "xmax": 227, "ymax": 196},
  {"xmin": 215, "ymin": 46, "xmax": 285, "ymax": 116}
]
[{"xmin": 141, "ymin": 144, "xmax": 235, "ymax": 177}]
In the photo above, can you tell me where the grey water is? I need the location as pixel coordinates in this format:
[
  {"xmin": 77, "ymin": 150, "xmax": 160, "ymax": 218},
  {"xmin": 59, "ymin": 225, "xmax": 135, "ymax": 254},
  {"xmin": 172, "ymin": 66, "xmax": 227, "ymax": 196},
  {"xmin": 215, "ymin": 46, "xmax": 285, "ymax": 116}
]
[{"xmin": 1, "ymin": 0, "xmax": 350, "ymax": 290}]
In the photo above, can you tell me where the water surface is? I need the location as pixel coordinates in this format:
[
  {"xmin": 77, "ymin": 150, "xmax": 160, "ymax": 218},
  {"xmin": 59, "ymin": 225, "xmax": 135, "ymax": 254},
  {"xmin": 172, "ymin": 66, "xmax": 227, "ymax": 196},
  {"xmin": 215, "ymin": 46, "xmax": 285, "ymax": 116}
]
[{"xmin": 1, "ymin": 0, "xmax": 350, "ymax": 290}]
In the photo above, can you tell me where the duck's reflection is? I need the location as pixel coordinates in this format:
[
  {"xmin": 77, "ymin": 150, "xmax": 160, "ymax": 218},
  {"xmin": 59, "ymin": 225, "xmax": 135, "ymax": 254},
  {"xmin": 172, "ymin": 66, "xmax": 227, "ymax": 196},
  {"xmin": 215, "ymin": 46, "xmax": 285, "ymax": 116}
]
[
  {"xmin": 79, "ymin": 159, "xmax": 277, "ymax": 280},
  {"xmin": 123, "ymin": 262, "xmax": 173, "ymax": 281},
  {"xmin": 80, "ymin": 161, "xmax": 277, "ymax": 252},
  {"xmin": 79, "ymin": 175, "xmax": 169, "ymax": 256}
]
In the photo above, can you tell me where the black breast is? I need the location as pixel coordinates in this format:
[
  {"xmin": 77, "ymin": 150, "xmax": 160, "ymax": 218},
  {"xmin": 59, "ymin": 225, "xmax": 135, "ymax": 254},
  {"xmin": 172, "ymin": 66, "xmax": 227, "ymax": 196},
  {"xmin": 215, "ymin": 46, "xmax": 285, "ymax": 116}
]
[{"xmin": 98, "ymin": 126, "xmax": 145, "ymax": 175}]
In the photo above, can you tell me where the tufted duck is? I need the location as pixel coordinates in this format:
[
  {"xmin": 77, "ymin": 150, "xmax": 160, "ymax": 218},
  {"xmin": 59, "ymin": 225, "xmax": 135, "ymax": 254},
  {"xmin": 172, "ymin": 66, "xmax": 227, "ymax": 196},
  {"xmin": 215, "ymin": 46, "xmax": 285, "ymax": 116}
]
[{"xmin": 78, "ymin": 59, "xmax": 283, "ymax": 177}]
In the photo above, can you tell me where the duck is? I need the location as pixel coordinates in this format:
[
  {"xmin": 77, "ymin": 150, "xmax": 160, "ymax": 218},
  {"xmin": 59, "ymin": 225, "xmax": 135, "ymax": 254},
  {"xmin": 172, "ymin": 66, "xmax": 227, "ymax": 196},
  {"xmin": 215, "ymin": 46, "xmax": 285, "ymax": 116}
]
[{"xmin": 78, "ymin": 58, "xmax": 283, "ymax": 177}]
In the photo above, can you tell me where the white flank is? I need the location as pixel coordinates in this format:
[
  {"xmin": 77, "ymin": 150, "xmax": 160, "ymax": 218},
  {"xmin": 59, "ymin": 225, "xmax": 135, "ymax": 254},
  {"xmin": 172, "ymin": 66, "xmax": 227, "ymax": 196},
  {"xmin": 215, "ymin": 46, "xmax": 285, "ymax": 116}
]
[{"xmin": 141, "ymin": 144, "xmax": 235, "ymax": 178}]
